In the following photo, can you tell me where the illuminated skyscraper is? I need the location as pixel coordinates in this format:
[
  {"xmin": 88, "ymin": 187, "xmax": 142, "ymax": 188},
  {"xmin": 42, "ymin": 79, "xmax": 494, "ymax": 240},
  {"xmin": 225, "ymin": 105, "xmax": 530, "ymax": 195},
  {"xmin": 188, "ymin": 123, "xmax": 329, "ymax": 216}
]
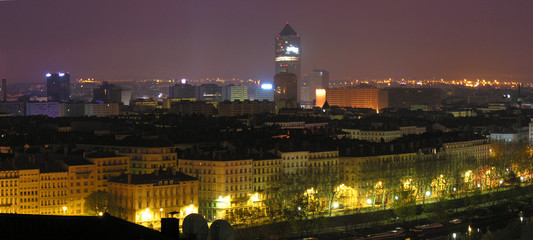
[
  {"xmin": 275, "ymin": 23, "xmax": 301, "ymax": 101},
  {"xmin": 274, "ymin": 73, "xmax": 298, "ymax": 109},
  {"xmin": 46, "ymin": 72, "xmax": 70, "ymax": 102}
]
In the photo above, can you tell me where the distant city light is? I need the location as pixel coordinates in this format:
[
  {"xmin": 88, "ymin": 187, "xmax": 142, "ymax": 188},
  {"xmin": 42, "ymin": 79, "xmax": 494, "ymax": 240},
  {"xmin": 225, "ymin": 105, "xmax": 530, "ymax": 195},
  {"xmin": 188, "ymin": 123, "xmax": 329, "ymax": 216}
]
[
  {"xmin": 58, "ymin": 72, "xmax": 65, "ymax": 77},
  {"xmin": 45, "ymin": 73, "xmax": 52, "ymax": 77},
  {"xmin": 181, "ymin": 78, "xmax": 187, "ymax": 84},
  {"xmin": 261, "ymin": 83, "xmax": 273, "ymax": 90}
]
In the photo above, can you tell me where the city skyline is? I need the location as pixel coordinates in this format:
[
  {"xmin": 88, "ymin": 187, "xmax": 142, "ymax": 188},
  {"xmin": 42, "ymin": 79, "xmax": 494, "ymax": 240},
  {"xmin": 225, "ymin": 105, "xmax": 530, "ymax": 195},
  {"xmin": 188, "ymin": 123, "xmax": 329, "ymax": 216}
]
[{"xmin": 1, "ymin": 0, "xmax": 533, "ymax": 84}]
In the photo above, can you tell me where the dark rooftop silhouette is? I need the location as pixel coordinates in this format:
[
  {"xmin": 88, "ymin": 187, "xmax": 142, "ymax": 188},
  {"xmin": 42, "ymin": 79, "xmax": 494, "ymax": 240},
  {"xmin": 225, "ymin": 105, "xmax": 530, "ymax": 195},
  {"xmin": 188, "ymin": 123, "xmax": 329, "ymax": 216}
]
[
  {"xmin": 279, "ymin": 23, "xmax": 298, "ymax": 36},
  {"xmin": 0, "ymin": 213, "xmax": 174, "ymax": 240}
]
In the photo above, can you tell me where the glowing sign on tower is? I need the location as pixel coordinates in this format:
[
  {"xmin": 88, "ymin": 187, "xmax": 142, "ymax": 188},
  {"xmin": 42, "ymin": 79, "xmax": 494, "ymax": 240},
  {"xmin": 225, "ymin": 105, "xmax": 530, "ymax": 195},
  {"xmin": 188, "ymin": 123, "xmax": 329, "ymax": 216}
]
[
  {"xmin": 286, "ymin": 46, "xmax": 299, "ymax": 54},
  {"xmin": 261, "ymin": 83, "xmax": 273, "ymax": 90}
]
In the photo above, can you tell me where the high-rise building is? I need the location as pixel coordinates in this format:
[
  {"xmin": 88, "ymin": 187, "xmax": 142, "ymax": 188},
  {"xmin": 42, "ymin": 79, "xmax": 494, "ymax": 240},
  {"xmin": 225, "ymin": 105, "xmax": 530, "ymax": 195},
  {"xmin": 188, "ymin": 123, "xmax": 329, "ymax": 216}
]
[
  {"xmin": 274, "ymin": 73, "xmax": 298, "ymax": 109},
  {"xmin": 93, "ymin": 82, "xmax": 122, "ymax": 103},
  {"xmin": 275, "ymin": 23, "xmax": 301, "ymax": 101},
  {"xmin": 222, "ymin": 85, "xmax": 248, "ymax": 101},
  {"xmin": 255, "ymin": 83, "xmax": 274, "ymax": 101},
  {"xmin": 46, "ymin": 72, "xmax": 70, "ymax": 102},
  {"xmin": 198, "ymin": 84, "xmax": 222, "ymax": 102},
  {"xmin": 302, "ymin": 69, "xmax": 329, "ymax": 102},
  {"xmin": 169, "ymin": 83, "xmax": 196, "ymax": 100}
]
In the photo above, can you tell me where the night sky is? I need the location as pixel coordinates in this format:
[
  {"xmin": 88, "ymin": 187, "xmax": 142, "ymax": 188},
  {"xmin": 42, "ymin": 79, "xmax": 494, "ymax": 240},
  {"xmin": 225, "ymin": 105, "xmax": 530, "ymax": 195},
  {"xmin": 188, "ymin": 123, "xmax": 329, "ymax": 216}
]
[{"xmin": 1, "ymin": 0, "xmax": 532, "ymax": 83}]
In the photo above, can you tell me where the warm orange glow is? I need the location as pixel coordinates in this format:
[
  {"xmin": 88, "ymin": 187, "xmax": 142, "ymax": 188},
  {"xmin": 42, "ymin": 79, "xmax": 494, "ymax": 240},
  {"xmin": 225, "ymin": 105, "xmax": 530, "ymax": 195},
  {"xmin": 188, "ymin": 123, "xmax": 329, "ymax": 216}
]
[{"xmin": 316, "ymin": 88, "xmax": 326, "ymax": 107}]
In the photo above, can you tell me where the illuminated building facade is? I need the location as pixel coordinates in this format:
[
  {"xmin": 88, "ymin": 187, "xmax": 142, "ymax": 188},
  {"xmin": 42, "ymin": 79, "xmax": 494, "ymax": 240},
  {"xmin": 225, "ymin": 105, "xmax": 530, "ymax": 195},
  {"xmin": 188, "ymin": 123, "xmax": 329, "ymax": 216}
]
[
  {"xmin": 84, "ymin": 152, "xmax": 130, "ymax": 191},
  {"xmin": 255, "ymin": 83, "xmax": 274, "ymax": 101},
  {"xmin": 326, "ymin": 88, "xmax": 388, "ymax": 111},
  {"xmin": 26, "ymin": 102, "xmax": 60, "ymax": 117},
  {"xmin": 46, "ymin": 72, "xmax": 70, "ymax": 102},
  {"xmin": 275, "ymin": 24, "xmax": 301, "ymax": 77},
  {"xmin": 178, "ymin": 157, "xmax": 253, "ymax": 220},
  {"xmin": 222, "ymin": 85, "xmax": 248, "ymax": 101},
  {"xmin": 108, "ymin": 171, "xmax": 199, "ymax": 229},
  {"xmin": 0, "ymin": 156, "xmax": 99, "ymax": 216},
  {"xmin": 339, "ymin": 138, "xmax": 490, "ymax": 206},
  {"xmin": 315, "ymin": 89, "xmax": 326, "ymax": 107},
  {"xmin": 77, "ymin": 144, "xmax": 177, "ymax": 175},
  {"xmin": 275, "ymin": 23, "xmax": 301, "ymax": 101}
]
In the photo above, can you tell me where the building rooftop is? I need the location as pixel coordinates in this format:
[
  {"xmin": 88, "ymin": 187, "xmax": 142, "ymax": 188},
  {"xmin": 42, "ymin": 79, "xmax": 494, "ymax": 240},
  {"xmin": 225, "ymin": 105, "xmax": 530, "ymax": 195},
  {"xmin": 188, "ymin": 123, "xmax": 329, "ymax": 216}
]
[
  {"xmin": 279, "ymin": 23, "xmax": 297, "ymax": 36},
  {"xmin": 0, "ymin": 213, "xmax": 174, "ymax": 240},
  {"xmin": 84, "ymin": 151, "xmax": 120, "ymax": 159},
  {"xmin": 109, "ymin": 171, "xmax": 197, "ymax": 185}
]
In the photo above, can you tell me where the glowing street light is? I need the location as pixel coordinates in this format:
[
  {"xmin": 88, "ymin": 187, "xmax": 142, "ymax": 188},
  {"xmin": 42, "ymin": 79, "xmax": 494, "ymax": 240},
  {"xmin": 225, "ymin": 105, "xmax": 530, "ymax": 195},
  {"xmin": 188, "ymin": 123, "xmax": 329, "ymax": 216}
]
[
  {"xmin": 425, "ymin": 191, "xmax": 431, "ymax": 197},
  {"xmin": 333, "ymin": 202, "xmax": 339, "ymax": 209},
  {"xmin": 366, "ymin": 199, "xmax": 372, "ymax": 205}
]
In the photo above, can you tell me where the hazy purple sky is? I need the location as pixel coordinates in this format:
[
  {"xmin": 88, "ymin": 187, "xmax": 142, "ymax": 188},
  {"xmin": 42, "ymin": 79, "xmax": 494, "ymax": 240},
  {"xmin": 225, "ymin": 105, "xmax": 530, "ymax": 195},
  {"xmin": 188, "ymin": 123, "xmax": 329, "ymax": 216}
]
[{"xmin": 1, "ymin": 0, "xmax": 532, "ymax": 83}]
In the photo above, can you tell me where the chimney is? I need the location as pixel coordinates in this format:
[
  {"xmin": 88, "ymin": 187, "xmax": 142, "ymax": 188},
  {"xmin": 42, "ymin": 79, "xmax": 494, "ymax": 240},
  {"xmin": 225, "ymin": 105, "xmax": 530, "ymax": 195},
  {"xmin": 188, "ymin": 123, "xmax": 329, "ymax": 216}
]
[{"xmin": 1, "ymin": 78, "xmax": 6, "ymax": 102}]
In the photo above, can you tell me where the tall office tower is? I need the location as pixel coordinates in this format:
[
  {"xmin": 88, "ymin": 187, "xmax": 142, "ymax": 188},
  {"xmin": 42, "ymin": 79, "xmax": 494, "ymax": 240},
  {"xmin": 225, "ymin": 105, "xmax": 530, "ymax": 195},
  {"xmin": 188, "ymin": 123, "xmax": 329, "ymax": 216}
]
[
  {"xmin": 301, "ymin": 69, "xmax": 329, "ymax": 102},
  {"xmin": 275, "ymin": 23, "xmax": 301, "ymax": 101},
  {"xmin": 93, "ymin": 81, "xmax": 122, "ymax": 103},
  {"xmin": 1, "ymin": 78, "xmax": 6, "ymax": 102},
  {"xmin": 274, "ymin": 73, "xmax": 298, "ymax": 109},
  {"xmin": 169, "ymin": 83, "xmax": 197, "ymax": 100},
  {"xmin": 46, "ymin": 72, "xmax": 70, "ymax": 102},
  {"xmin": 198, "ymin": 84, "xmax": 222, "ymax": 102},
  {"xmin": 311, "ymin": 68, "xmax": 329, "ymax": 89},
  {"xmin": 222, "ymin": 85, "xmax": 248, "ymax": 101},
  {"xmin": 256, "ymin": 83, "xmax": 274, "ymax": 101}
]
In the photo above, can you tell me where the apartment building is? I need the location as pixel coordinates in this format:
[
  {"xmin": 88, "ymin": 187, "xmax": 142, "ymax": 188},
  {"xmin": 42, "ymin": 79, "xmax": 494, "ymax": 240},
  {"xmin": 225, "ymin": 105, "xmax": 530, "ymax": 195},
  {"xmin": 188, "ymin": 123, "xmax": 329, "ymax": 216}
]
[{"xmin": 108, "ymin": 171, "xmax": 199, "ymax": 229}]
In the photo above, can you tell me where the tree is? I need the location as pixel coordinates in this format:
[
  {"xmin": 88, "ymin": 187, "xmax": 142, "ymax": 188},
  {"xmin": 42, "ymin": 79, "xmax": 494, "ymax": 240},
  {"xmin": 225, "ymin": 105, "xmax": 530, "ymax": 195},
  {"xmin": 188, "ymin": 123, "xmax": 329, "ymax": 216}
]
[{"xmin": 84, "ymin": 190, "xmax": 119, "ymax": 216}]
